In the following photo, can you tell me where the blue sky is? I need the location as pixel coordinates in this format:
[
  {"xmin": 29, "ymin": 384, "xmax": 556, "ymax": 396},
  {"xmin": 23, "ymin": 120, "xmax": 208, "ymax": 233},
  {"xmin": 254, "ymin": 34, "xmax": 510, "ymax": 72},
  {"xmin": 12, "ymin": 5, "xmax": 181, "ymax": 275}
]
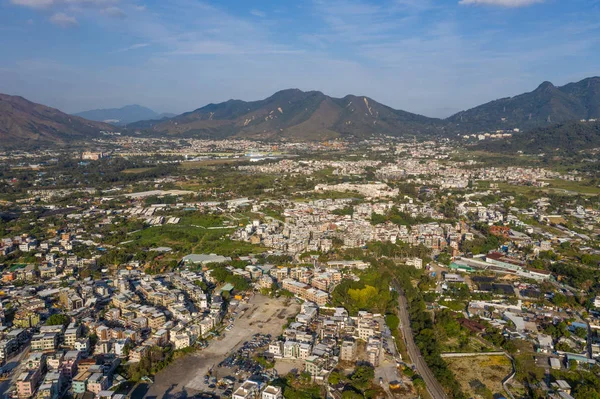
[{"xmin": 0, "ymin": 0, "xmax": 599, "ymax": 117}]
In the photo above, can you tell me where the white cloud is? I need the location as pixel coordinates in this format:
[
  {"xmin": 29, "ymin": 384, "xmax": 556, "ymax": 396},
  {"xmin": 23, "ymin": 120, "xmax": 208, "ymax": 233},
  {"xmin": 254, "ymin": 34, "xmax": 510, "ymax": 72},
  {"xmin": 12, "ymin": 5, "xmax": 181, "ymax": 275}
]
[
  {"xmin": 50, "ymin": 12, "xmax": 78, "ymax": 27},
  {"xmin": 11, "ymin": 0, "xmax": 123, "ymax": 27},
  {"xmin": 11, "ymin": 0, "xmax": 54, "ymax": 8},
  {"xmin": 113, "ymin": 43, "xmax": 150, "ymax": 52},
  {"xmin": 459, "ymin": 0, "xmax": 544, "ymax": 7},
  {"xmin": 11, "ymin": 0, "xmax": 119, "ymax": 7},
  {"xmin": 4, "ymin": 0, "xmax": 599, "ymax": 119},
  {"xmin": 101, "ymin": 6, "xmax": 126, "ymax": 18},
  {"xmin": 123, "ymin": 1, "xmax": 299, "ymax": 57}
]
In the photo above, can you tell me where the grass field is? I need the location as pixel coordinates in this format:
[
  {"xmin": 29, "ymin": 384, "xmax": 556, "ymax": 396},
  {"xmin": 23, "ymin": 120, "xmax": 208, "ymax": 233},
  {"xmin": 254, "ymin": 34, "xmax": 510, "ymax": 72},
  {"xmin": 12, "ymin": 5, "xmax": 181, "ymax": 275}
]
[
  {"xmin": 121, "ymin": 168, "xmax": 154, "ymax": 174},
  {"xmin": 180, "ymin": 158, "xmax": 249, "ymax": 169},
  {"xmin": 451, "ymin": 150, "xmax": 540, "ymax": 166},
  {"xmin": 446, "ymin": 355, "xmax": 513, "ymax": 399},
  {"xmin": 544, "ymin": 179, "xmax": 600, "ymax": 195},
  {"xmin": 493, "ymin": 180, "xmax": 600, "ymax": 196},
  {"xmin": 123, "ymin": 214, "xmax": 263, "ymax": 256},
  {"xmin": 441, "ymin": 336, "xmax": 495, "ymax": 353}
]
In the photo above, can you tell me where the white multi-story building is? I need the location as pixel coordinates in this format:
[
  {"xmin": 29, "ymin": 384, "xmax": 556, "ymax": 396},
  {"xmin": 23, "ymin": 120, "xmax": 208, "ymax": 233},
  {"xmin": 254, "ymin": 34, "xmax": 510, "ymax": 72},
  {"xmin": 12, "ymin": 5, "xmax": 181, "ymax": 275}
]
[{"xmin": 262, "ymin": 385, "xmax": 283, "ymax": 399}]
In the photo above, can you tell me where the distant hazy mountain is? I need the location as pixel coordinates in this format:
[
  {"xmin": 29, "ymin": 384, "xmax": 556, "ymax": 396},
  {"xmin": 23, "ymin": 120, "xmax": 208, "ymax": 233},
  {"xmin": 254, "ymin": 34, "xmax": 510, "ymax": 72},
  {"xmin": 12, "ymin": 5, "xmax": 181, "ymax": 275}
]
[
  {"xmin": 75, "ymin": 104, "xmax": 168, "ymax": 125},
  {"xmin": 0, "ymin": 93, "xmax": 115, "ymax": 146},
  {"xmin": 158, "ymin": 112, "xmax": 176, "ymax": 119},
  {"xmin": 135, "ymin": 89, "xmax": 446, "ymax": 140},
  {"xmin": 3, "ymin": 76, "xmax": 600, "ymax": 145},
  {"xmin": 449, "ymin": 77, "xmax": 600, "ymax": 132}
]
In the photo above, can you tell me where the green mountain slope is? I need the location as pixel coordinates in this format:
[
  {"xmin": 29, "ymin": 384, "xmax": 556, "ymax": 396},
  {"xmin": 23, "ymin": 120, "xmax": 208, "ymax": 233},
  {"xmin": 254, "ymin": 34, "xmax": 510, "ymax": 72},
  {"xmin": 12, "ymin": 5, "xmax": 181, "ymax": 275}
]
[
  {"xmin": 0, "ymin": 93, "xmax": 115, "ymax": 146},
  {"xmin": 449, "ymin": 77, "xmax": 600, "ymax": 132},
  {"xmin": 136, "ymin": 89, "xmax": 446, "ymax": 140},
  {"xmin": 475, "ymin": 120, "xmax": 600, "ymax": 155}
]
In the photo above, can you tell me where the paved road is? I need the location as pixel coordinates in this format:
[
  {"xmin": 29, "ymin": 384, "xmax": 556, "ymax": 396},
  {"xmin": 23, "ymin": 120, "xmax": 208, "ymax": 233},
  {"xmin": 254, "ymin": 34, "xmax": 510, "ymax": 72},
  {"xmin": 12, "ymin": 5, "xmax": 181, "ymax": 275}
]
[
  {"xmin": 395, "ymin": 283, "xmax": 448, "ymax": 399},
  {"xmin": 0, "ymin": 344, "xmax": 31, "ymax": 399}
]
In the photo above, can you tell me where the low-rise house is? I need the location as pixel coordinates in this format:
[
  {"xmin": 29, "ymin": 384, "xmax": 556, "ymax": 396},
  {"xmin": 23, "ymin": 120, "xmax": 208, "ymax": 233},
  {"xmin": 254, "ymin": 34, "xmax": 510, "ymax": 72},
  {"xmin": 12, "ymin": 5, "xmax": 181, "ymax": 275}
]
[
  {"xmin": 232, "ymin": 380, "xmax": 260, "ymax": 399},
  {"xmin": 261, "ymin": 385, "xmax": 283, "ymax": 399}
]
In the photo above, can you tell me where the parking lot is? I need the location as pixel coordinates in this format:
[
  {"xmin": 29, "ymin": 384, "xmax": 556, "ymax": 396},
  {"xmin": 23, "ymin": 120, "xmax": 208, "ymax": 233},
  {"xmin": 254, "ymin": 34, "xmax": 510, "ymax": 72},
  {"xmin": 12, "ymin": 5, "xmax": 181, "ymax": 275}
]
[{"xmin": 141, "ymin": 294, "xmax": 299, "ymax": 398}]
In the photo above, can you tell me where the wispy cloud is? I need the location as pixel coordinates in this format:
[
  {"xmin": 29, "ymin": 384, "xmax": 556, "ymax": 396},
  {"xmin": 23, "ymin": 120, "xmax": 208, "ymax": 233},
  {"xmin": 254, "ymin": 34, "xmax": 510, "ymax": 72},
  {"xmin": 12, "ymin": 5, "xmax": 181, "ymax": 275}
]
[
  {"xmin": 459, "ymin": 0, "xmax": 544, "ymax": 7},
  {"xmin": 11, "ymin": 0, "xmax": 122, "ymax": 25},
  {"xmin": 3, "ymin": 0, "xmax": 600, "ymax": 118},
  {"xmin": 250, "ymin": 9, "xmax": 265, "ymax": 17},
  {"xmin": 101, "ymin": 6, "xmax": 126, "ymax": 18},
  {"xmin": 50, "ymin": 12, "xmax": 78, "ymax": 27},
  {"xmin": 122, "ymin": 0, "xmax": 299, "ymax": 56},
  {"xmin": 113, "ymin": 43, "xmax": 150, "ymax": 53},
  {"xmin": 11, "ymin": 0, "xmax": 55, "ymax": 8},
  {"xmin": 11, "ymin": 0, "xmax": 119, "ymax": 8},
  {"xmin": 312, "ymin": 0, "xmax": 410, "ymax": 44}
]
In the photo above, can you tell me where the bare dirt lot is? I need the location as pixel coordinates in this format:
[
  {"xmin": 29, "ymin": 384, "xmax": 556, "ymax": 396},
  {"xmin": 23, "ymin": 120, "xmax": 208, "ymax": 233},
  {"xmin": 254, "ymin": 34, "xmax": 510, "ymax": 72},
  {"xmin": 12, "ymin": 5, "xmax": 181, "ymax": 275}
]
[
  {"xmin": 445, "ymin": 355, "xmax": 513, "ymax": 398},
  {"xmin": 141, "ymin": 294, "xmax": 300, "ymax": 398}
]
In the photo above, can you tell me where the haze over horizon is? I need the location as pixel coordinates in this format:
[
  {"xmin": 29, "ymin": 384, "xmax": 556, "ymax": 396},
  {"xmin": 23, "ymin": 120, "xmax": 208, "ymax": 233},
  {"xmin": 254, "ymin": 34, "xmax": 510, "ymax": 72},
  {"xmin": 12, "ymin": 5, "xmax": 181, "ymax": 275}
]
[{"xmin": 1, "ymin": 0, "xmax": 599, "ymax": 118}]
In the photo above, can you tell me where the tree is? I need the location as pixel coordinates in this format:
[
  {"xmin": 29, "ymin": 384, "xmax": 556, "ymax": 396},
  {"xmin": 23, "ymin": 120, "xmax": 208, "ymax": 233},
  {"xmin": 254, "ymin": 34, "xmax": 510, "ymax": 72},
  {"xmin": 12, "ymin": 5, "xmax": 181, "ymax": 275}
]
[
  {"xmin": 370, "ymin": 213, "xmax": 387, "ymax": 225},
  {"xmin": 552, "ymin": 293, "xmax": 567, "ymax": 307},
  {"xmin": 193, "ymin": 280, "xmax": 208, "ymax": 291},
  {"xmin": 556, "ymin": 342, "xmax": 574, "ymax": 352},
  {"xmin": 341, "ymin": 390, "xmax": 363, "ymax": 399},
  {"xmin": 574, "ymin": 385, "xmax": 600, "ymax": 399},
  {"xmin": 385, "ymin": 314, "xmax": 400, "ymax": 331},
  {"xmin": 437, "ymin": 252, "xmax": 452, "ymax": 266},
  {"xmin": 328, "ymin": 371, "xmax": 344, "ymax": 385},
  {"xmin": 46, "ymin": 313, "xmax": 70, "ymax": 327},
  {"xmin": 412, "ymin": 376, "xmax": 426, "ymax": 392},
  {"xmin": 300, "ymin": 371, "xmax": 312, "ymax": 383},
  {"xmin": 350, "ymin": 365, "xmax": 375, "ymax": 391},
  {"xmin": 575, "ymin": 327, "xmax": 587, "ymax": 339},
  {"xmin": 569, "ymin": 359, "xmax": 578, "ymax": 370}
]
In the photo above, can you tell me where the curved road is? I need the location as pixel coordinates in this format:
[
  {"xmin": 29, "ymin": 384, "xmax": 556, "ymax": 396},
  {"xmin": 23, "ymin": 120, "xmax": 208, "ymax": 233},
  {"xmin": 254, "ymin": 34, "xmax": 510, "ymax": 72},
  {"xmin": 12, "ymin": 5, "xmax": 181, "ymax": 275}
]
[{"xmin": 395, "ymin": 282, "xmax": 448, "ymax": 399}]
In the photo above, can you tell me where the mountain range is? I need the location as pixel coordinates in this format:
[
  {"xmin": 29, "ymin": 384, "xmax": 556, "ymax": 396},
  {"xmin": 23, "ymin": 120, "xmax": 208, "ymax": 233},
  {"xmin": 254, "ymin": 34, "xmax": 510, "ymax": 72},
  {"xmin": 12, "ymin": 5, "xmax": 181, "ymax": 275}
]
[
  {"xmin": 449, "ymin": 77, "xmax": 600, "ymax": 132},
  {"xmin": 1, "ymin": 76, "xmax": 599, "ymax": 144},
  {"xmin": 0, "ymin": 93, "xmax": 114, "ymax": 146},
  {"xmin": 74, "ymin": 105, "xmax": 175, "ymax": 126},
  {"xmin": 475, "ymin": 120, "xmax": 600, "ymax": 156},
  {"xmin": 130, "ymin": 89, "xmax": 445, "ymax": 140}
]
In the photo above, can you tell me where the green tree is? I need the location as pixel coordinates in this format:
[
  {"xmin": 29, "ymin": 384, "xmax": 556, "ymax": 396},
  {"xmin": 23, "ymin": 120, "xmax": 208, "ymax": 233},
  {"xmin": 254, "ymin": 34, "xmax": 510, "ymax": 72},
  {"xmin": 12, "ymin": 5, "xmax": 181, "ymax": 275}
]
[
  {"xmin": 341, "ymin": 390, "xmax": 363, "ymax": 399},
  {"xmin": 350, "ymin": 365, "xmax": 375, "ymax": 391},
  {"xmin": 574, "ymin": 327, "xmax": 587, "ymax": 339},
  {"xmin": 300, "ymin": 371, "xmax": 312, "ymax": 383},
  {"xmin": 385, "ymin": 314, "xmax": 400, "ymax": 331},
  {"xmin": 569, "ymin": 359, "xmax": 578, "ymax": 370},
  {"xmin": 437, "ymin": 252, "xmax": 452, "ymax": 266},
  {"xmin": 574, "ymin": 385, "xmax": 600, "ymax": 399},
  {"xmin": 46, "ymin": 313, "xmax": 70, "ymax": 327},
  {"xmin": 552, "ymin": 293, "xmax": 567, "ymax": 307},
  {"xmin": 328, "ymin": 371, "xmax": 344, "ymax": 385}
]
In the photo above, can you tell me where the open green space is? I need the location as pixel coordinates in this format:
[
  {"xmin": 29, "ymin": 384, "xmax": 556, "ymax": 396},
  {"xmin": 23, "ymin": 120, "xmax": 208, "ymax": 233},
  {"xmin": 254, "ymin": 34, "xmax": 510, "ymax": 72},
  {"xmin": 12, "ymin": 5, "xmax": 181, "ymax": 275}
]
[{"xmin": 123, "ymin": 214, "xmax": 263, "ymax": 257}]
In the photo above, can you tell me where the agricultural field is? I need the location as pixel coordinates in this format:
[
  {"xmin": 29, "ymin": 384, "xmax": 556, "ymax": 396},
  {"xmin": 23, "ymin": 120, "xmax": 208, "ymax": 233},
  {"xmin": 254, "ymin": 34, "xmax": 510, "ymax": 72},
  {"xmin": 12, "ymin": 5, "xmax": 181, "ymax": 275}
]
[{"xmin": 445, "ymin": 355, "xmax": 513, "ymax": 399}]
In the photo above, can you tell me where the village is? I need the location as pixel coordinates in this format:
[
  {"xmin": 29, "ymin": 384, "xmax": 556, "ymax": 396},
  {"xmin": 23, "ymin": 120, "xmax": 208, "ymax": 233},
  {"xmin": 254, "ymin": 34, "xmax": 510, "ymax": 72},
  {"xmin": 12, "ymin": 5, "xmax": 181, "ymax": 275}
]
[{"xmin": 0, "ymin": 137, "xmax": 599, "ymax": 399}]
